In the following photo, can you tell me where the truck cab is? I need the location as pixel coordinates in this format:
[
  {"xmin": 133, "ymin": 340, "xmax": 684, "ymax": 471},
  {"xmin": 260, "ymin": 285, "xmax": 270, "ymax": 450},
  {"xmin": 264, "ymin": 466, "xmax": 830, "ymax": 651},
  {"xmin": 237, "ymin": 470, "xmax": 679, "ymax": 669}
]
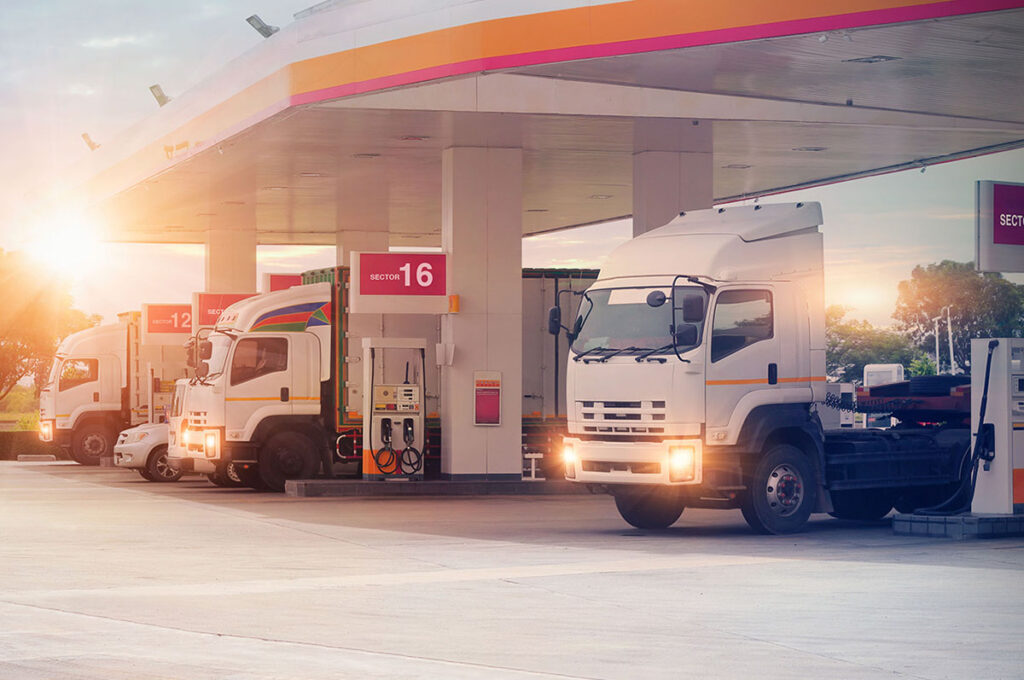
[
  {"xmin": 176, "ymin": 283, "xmax": 333, "ymax": 491},
  {"xmin": 557, "ymin": 203, "xmax": 830, "ymax": 533},
  {"xmin": 39, "ymin": 323, "xmax": 128, "ymax": 464}
]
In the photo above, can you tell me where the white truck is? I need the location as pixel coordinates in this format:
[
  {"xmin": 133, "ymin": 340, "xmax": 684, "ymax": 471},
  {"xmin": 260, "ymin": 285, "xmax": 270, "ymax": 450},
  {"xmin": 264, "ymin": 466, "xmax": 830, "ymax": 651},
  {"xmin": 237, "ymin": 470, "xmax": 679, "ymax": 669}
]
[
  {"xmin": 170, "ymin": 267, "xmax": 595, "ymax": 491},
  {"xmin": 550, "ymin": 202, "xmax": 969, "ymax": 534},
  {"xmin": 38, "ymin": 311, "xmax": 189, "ymax": 465}
]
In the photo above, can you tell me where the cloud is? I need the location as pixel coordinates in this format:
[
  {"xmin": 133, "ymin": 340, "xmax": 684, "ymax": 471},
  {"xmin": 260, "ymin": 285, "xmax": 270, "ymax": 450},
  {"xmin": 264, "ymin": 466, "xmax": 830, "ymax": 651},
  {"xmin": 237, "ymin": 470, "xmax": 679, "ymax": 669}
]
[{"xmin": 81, "ymin": 34, "xmax": 151, "ymax": 49}]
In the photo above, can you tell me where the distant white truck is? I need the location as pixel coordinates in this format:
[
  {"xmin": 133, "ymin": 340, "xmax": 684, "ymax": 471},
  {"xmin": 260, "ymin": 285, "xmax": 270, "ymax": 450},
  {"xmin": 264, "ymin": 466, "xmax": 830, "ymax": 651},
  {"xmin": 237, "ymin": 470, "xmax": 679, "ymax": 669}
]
[{"xmin": 38, "ymin": 311, "xmax": 189, "ymax": 465}]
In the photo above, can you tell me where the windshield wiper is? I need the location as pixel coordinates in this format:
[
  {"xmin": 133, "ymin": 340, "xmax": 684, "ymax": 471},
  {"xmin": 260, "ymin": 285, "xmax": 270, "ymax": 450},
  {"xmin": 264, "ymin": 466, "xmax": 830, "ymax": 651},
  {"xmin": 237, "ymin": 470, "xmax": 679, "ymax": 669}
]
[
  {"xmin": 634, "ymin": 344, "xmax": 691, "ymax": 363},
  {"xmin": 572, "ymin": 346, "xmax": 609, "ymax": 362},
  {"xmin": 594, "ymin": 346, "xmax": 644, "ymax": 363}
]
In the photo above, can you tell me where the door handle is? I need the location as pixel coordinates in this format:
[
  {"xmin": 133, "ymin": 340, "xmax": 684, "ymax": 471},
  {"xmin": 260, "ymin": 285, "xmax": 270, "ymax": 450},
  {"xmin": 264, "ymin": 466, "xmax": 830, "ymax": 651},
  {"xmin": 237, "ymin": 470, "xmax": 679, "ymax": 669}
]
[
  {"xmin": 767, "ymin": 363, "xmax": 778, "ymax": 385},
  {"xmin": 93, "ymin": 392, "xmax": 100, "ymax": 402},
  {"xmin": 280, "ymin": 387, "xmax": 290, "ymax": 402}
]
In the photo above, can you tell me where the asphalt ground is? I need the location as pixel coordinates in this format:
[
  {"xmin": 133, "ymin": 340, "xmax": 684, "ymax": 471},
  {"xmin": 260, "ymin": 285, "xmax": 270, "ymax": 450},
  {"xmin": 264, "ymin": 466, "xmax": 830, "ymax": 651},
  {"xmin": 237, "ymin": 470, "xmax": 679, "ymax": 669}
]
[{"xmin": 1, "ymin": 461, "xmax": 1022, "ymax": 679}]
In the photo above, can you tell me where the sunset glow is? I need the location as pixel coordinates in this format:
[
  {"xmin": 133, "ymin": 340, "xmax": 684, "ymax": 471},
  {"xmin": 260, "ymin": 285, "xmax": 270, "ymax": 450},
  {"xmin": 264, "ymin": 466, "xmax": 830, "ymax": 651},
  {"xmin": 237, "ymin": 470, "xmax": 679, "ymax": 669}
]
[{"xmin": 24, "ymin": 212, "xmax": 104, "ymax": 279}]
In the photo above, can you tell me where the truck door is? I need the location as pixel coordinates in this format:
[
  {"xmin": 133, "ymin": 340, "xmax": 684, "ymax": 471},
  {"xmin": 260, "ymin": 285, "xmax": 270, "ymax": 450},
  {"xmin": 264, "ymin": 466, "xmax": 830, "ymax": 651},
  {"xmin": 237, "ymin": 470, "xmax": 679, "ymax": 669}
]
[
  {"xmin": 225, "ymin": 336, "xmax": 292, "ymax": 436},
  {"xmin": 704, "ymin": 288, "xmax": 780, "ymax": 429}
]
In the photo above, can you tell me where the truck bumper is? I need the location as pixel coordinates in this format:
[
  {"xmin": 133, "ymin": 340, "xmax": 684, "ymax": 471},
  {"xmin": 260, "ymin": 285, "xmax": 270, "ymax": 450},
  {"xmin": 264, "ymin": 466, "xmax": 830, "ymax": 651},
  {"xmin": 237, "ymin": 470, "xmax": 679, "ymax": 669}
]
[{"xmin": 562, "ymin": 436, "xmax": 703, "ymax": 486}]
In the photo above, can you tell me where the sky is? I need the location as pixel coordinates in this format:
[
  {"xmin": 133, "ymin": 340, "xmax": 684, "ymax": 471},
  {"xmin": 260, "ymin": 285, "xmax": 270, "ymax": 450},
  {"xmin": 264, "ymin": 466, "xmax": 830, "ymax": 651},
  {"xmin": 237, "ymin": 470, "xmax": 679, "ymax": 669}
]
[{"xmin": 0, "ymin": 1, "xmax": 1021, "ymax": 328}]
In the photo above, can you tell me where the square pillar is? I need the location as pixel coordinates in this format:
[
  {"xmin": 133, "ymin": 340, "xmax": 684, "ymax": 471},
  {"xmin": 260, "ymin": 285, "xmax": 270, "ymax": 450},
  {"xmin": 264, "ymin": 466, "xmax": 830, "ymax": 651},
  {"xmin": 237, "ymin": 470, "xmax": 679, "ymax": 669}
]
[
  {"xmin": 205, "ymin": 229, "xmax": 257, "ymax": 293},
  {"xmin": 441, "ymin": 147, "xmax": 523, "ymax": 480}
]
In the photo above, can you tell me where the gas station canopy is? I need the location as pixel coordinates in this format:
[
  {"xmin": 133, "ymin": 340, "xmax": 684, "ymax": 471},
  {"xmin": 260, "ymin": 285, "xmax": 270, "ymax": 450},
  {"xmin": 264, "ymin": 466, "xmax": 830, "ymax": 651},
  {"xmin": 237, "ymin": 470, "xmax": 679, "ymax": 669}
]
[{"xmin": 62, "ymin": 0, "xmax": 1024, "ymax": 246}]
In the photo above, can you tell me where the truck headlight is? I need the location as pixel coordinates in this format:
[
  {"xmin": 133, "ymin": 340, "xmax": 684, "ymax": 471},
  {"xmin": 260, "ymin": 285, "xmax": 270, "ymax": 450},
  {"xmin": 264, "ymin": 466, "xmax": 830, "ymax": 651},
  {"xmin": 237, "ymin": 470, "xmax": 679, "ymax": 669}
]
[
  {"xmin": 563, "ymin": 443, "xmax": 577, "ymax": 480},
  {"xmin": 129, "ymin": 431, "xmax": 150, "ymax": 443},
  {"xmin": 39, "ymin": 420, "xmax": 53, "ymax": 442},
  {"xmin": 204, "ymin": 431, "xmax": 219, "ymax": 458},
  {"xmin": 668, "ymin": 444, "xmax": 696, "ymax": 482}
]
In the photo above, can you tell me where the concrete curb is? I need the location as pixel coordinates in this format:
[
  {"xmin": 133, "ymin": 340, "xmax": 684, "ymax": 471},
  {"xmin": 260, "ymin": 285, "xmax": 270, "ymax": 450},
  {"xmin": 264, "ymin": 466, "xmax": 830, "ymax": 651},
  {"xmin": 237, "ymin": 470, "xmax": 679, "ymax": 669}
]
[{"xmin": 286, "ymin": 478, "xmax": 592, "ymax": 498}]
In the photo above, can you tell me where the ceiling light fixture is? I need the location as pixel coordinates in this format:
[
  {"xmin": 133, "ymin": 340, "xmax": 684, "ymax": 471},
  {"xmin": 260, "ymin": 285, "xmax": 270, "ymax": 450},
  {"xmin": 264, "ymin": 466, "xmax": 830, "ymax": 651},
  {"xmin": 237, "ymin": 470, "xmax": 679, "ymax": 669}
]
[
  {"xmin": 81, "ymin": 133, "xmax": 100, "ymax": 151},
  {"xmin": 352, "ymin": 153, "xmax": 380, "ymax": 159},
  {"xmin": 149, "ymin": 84, "xmax": 171, "ymax": 107},
  {"xmin": 843, "ymin": 55, "xmax": 901, "ymax": 64},
  {"xmin": 589, "ymin": 194, "xmax": 612, "ymax": 200},
  {"xmin": 723, "ymin": 163, "xmax": 751, "ymax": 169},
  {"xmin": 792, "ymin": 146, "xmax": 827, "ymax": 152},
  {"xmin": 246, "ymin": 14, "xmax": 279, "ymax": 38},
  {"xmin": 399, "ymin": 135, "xmax": 430, "ymax": 142},
  {"xmin": 299, "ymin": 172, "xmax": 323, "ymax": 177}
]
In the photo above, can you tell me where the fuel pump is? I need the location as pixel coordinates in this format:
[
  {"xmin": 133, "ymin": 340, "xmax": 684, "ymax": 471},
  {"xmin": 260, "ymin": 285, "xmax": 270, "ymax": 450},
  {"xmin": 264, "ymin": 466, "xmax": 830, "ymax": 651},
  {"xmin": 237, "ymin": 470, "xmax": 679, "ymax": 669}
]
[
  {"xmin": 971, "ymin": 338, "xmax": 1024, "ymax": 515},
  {"xmin": 361, "ymin": 337, "xmax": 427, "ymax": 480}
]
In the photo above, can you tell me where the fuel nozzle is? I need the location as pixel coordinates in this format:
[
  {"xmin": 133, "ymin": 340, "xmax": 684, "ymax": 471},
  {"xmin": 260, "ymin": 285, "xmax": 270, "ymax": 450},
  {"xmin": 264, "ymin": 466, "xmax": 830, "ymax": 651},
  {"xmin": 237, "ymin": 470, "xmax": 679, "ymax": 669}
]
[
  {"xmin": 403, "ymin": 418, "xmax": 415, "ymax": 445},
  {"xmin": 380, "ymin": 418, "xmax": 392, "ymax": 445}
]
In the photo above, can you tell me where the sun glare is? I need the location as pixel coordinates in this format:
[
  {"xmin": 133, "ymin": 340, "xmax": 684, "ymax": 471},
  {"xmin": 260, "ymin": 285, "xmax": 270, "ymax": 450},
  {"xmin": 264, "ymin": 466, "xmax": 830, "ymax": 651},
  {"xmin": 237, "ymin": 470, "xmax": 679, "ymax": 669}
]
[{"xmin": 25, "ymin": 212, "xmax": 104, "ymax": 279}]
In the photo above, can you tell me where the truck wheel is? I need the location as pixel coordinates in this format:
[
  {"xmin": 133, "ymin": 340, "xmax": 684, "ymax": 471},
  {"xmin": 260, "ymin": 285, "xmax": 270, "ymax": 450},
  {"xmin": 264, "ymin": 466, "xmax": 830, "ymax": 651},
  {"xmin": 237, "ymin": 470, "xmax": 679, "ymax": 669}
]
[
  {"xmin": 207, "ymin": 463, "xmax": 245, "ymax": 488},
  {"xmin": 259, "ymin": 431, "xmax": 319, "ymax": 492},
  {"xmin": 613, "ymin": 487, "xmax": 686, "ymax": 529},
  {"xmin": 71, "ymin": 424, "xmax": 114, "ymax": 466},
  {"xmin": 234, "ymin": 463, "xmax": 269, "ymax": 491},
  {"xmin": 144, "ymin": 445, "xmax": 182, "ymax": 483},
  {"xmin": 829, "ymin": 490, "xmax": 892, "ymax": 521},
  {"xmin": 741, "ymin": 444, "xmax": 817, "ymax": 535}
]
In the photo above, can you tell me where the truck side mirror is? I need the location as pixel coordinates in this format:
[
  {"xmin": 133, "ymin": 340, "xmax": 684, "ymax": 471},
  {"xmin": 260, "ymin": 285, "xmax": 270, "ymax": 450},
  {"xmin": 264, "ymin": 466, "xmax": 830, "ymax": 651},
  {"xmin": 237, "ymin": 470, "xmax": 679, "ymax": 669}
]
[
  {"xmin": 198, "ymin": 340, "xmax": 213, "ymax": 361},
  {"xmin": 547, "ymin": 306, "xmax": 562, "ymax": 335},
  {"xmin": 682, "ymin": 295, "xmax": 705, "ymax": 323},
  {"xmin": 674, "ymin": 324, "xmax": 699, "ymax": 346},
  {"xmin": 195, "ymin": 361, "xmax": 210, "ymax": 379}
]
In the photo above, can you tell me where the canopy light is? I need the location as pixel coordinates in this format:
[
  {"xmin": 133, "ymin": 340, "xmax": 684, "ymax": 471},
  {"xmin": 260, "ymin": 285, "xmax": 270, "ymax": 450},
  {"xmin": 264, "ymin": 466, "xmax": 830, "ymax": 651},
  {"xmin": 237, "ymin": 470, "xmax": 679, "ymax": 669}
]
[
  {"xmin": 246, "ymin": 15, "xmax": 279, "ymax": 38},
  {"xmin": 149, "ymin": 84, "xmax": 171, "ymax": 107},
  {"xmin": 843, "ymin": 55, "xmax": 901, "ymax": 64},
  {"xmin": 792, "ymin": 146, "xmax": 827, "ymax": 152}
]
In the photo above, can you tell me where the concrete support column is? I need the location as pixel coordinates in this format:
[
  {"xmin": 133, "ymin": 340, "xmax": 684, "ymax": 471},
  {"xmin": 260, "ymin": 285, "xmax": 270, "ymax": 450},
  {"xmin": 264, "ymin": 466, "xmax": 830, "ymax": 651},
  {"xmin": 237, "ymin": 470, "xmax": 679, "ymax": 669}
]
[
  {"xmin": 632, "ymin": 120, "xmax": 714, "ymax": 236},
  {"xmin": 205, "ymin": 229, "xmax": 257, "ymax": 292},
  {"xmin": 441, "ymin": 146, "xmax": 523, "ymax": 480}
]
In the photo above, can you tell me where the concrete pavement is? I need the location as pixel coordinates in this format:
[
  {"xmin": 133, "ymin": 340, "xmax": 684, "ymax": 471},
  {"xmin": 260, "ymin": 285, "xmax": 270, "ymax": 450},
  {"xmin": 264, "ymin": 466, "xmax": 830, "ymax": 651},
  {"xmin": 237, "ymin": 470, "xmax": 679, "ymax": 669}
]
[{"xmin": 1, "ymin": 461, "xmax": 1022, "ymax": 679}]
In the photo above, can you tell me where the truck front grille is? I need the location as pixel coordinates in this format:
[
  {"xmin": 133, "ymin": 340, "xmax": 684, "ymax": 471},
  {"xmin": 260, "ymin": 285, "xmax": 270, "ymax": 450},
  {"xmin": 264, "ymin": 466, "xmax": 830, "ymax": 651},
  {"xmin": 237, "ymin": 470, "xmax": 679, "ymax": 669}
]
[
  {"xmin": 577, "ymin": 400, "xmax": 667, "ymax": 435},
  {"xmin": 188, "ymin": 411, "xmax": 208, "ymax": 426}
]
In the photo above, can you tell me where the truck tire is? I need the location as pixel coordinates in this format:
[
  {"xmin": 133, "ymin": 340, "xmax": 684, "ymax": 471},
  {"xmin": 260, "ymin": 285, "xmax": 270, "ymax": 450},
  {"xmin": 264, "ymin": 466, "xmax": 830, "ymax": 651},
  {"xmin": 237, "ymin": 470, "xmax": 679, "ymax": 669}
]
[
  {"xmin": 741, "ymin": 444, "xmax": 817, "ymax": 535},
  {"xmin": 613, "ymin": 487, "xmax": 686, "ymax": 530},
  {"xmin": 207, "ymin": 462, "xmax": 245, "ymax": 488},
  {"xmin": 71, "ymin": 423, "xmax": 115, "ymax": 466},
  {"xmin": 259, "ymin": 431, "xmax": 319, "ymax": 492},
  {"xmin": 234, "ymin": 463, "xmax": 269, "ymax": 491},
  {"xmin": 828, "ymin": 489, "xmax": 892, "ymax": 521},
  {"xmin": 144, "ymin": 445, "xmax": 182, "ymax": 483}
]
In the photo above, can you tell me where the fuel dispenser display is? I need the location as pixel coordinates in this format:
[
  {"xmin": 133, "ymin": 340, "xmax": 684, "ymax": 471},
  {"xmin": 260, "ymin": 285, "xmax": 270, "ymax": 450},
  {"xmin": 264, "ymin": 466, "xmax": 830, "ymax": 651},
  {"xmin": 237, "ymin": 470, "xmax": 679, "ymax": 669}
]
[
  {"xmin": 362, "ymin": 338, "xmax": 427, "ymax": 480},
  {"xmin": 971, "ymin": 338, "xmax": 1024, "ymax": 515}
]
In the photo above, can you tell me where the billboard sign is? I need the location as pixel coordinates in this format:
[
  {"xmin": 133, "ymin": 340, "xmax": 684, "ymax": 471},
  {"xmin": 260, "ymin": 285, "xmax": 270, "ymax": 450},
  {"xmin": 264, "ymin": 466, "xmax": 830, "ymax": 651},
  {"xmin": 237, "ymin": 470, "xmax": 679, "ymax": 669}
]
[
  {"xmin": 349, "ymin": 252, "xmax": 449, "ymax": 314},
  {"xmin": 977, "ymin": 181, "xmax": 1024, "ymax": 273},
  {"xmin": 193, "ymin": 292, "xmax": 258, "ymax": 328},
  {"xmin": 141, "ymin": 303, "xmax": 192, "ymax": 345}
]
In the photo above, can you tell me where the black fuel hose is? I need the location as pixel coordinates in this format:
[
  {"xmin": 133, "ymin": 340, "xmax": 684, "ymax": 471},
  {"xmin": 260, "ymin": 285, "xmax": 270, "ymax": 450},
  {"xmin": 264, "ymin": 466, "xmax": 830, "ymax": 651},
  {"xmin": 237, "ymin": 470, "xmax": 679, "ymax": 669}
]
[{"xmin": 916, "ymin": 339, "xmax": 999, "ymax": 516}]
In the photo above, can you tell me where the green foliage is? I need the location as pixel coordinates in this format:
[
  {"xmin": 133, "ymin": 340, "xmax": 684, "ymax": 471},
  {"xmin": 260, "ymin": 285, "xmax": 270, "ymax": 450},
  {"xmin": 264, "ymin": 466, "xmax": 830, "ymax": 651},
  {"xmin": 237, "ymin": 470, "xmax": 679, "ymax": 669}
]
[
  {"xmin": 0, "ymin": 250, "xmax": 100, "ymax": 401},
  {"xmin": 908, "ymin": 356, "xmax": 936, "ymax": 377},
  {"xmin": 0, "ymin": 384, "xmax": 36, "ymax": 414},
  {"xmin": 15, "ymin": 412, "xmax": 39, "ymax": 431},
  {"xmin": 893, "ymin": 260, "xmax": 1024, "ymax": 373},
  {"xmin": 826, "ymin": 305, "xmax": 922, "ymax": 384}
]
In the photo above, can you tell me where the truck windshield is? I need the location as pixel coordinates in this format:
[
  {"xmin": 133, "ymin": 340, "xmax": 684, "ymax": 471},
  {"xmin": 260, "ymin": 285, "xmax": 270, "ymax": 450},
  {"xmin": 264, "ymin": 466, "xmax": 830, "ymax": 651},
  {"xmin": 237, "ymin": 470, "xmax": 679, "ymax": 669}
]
[
  {"xmin": 570, "ymin": 286, "xmax": 706, "ymax": 356},
  {"xmin": 205, "ymin": 334, "xmax": 234, "ymax": 377}
]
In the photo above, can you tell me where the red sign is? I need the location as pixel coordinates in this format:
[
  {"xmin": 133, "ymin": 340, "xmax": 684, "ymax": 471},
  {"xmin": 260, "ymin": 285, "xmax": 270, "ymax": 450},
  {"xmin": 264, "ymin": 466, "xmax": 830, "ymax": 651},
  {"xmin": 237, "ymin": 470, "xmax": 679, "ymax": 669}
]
[
  {"xmin": 993, "ymin": 183, "xmax": 1024, "ymax": 246},
  {"xmin": 359, "ymin": 253, "xmax": 446, "ymax": 296},
  {"xmin": 145, "ymin": 304, "xmax": 192, "ymax": 334},
  {"xmin": 268, "ymin": 274, "xmax": 303, "ymax": 292},
  {"xmin": 196, "ymin": 293, "xmax": 256, "ymax": 326}
]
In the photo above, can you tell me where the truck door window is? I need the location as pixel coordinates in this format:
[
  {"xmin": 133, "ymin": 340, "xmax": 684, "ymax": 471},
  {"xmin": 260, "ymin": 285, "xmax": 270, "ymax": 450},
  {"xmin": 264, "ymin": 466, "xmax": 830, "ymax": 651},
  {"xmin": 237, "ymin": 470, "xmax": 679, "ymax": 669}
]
[
  {"xmin": 230, "ymin": 338, "xmax": 288, "ymax": 385},
  {"xmin": 59, "ymin": 358, "xmax": 98, "ymax": 391},
  {"xmin": 711, "ymin": 290, "xmax": 773, "ymax": 362}
]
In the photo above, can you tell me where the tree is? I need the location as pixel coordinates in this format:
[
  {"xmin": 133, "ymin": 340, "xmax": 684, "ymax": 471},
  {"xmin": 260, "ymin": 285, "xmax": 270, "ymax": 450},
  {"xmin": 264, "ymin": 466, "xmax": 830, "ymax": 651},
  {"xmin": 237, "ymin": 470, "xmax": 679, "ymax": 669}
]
[
  {"xmin": 893, "ymin": 261, "xmax": 1024, "ymax": 373},
  {"xmin": 0, "ymin": 250, "xmax": 99, "ymax": 401},
  {"xmin": 826, "ymin": 305, "xmax": 922, "ymax": 384}
]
